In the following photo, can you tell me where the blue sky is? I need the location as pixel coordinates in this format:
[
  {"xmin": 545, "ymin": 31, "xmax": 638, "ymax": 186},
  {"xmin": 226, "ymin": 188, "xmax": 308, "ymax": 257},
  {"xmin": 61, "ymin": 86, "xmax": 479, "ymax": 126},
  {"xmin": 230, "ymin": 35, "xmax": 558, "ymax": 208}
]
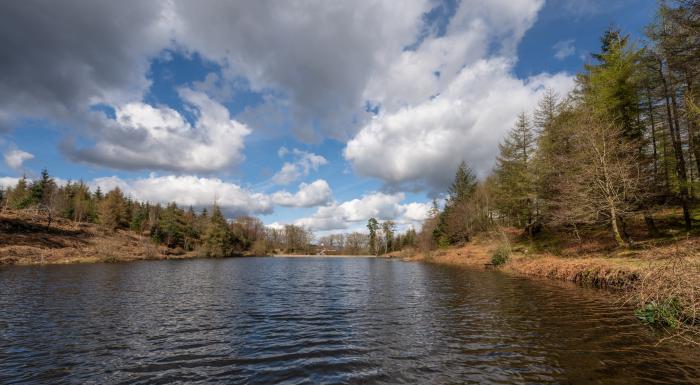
[{"xmin": 0, "ymin": 0, "xmax": 657, "ymax": 234}]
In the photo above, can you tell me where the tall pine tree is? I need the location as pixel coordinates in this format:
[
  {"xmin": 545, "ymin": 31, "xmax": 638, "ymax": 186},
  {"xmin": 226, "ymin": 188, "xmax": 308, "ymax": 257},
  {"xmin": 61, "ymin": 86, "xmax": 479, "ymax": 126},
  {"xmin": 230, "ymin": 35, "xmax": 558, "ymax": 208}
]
[{"xmin": 494, "ymin": 112, "xmax": 537, "ymax": 228}]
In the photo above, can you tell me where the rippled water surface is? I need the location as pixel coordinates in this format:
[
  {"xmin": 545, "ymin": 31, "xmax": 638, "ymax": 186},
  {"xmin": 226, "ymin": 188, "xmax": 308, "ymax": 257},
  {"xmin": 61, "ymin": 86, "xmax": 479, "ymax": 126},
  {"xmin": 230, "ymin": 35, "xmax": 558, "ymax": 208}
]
[{"xmin": 1, "ymin": 257, "xmax": 699, "ymax": 384}]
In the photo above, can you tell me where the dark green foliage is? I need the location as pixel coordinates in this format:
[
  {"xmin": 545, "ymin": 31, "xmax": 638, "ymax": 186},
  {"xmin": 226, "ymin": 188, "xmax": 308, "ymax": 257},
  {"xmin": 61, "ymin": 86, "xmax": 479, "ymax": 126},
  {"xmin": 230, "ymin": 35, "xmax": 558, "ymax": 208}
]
[
  {"xmin": 30, "ymin": 168, "xmax": 56, "ymax": 207},
  {"xmin": 494, "ymin": 112, "xmax": 537, "ymax": 228},
  {"xmin": 155, "ymin": 203, "xmax": 186, "ymax": 248},
  {"xmin": 433, "ymin": 162, "xmax": 484, "ymax": 246},
  {"xmin": 130, "ymin": 203, "xmax": 148, "ymax": 233},
  {"xmin": 93, "ymin": 186, "xmax": 103, "ymax": 201},
  {"xmin": 584, "ymin": 28, "xmax": 642, "ymax": 141},
  {"xmin": 0, "ymin": 168, "xmax": 315, "ymax": 255},
  {"xmin": 635, "ymin": 298, "xmax": 683, "ymax": 329},
  {"xmin": 202, "ymin": 204, "xmax": 235, "ymax": 257},
  {"xmin": 367, "ymin": 217, "xmax": 379, "ymax": 255},
  {"xmin": 491, "ymin": 245, "xmax": 510, "ymax": 266},
  {"xmin": 447, "ymin": 161, "xmax": 477, "ymax": 204}
]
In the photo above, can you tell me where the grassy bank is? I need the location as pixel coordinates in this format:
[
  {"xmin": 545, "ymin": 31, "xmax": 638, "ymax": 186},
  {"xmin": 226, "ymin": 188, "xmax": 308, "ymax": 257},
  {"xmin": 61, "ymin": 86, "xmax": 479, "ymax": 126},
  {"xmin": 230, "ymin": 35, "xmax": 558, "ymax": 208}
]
[
  {"xmin": 402, "ymin": 227, "xmax": 700, "ymax": 344},
  {"xmin": 0, "ymin": 210, "xmax": 204, "ymax": 265},
  {"xmin": 404, "ymin": 229, "xmax": 699, "ymax": 288}
]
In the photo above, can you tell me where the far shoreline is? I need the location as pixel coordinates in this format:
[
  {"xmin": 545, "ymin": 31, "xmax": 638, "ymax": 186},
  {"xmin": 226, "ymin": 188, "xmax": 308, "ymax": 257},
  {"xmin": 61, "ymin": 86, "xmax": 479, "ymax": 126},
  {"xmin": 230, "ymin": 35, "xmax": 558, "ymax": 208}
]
[{"xmin": 271, "ymin": 254, "xmax": 376, "ymax": 258}]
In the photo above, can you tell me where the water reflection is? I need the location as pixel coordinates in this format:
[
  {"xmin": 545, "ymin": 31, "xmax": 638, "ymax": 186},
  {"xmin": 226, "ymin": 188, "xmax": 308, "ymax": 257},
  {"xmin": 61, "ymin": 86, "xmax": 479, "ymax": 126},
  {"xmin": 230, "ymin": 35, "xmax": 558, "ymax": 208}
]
[{"xmin": 0, "ymin": 258, "xmax": 698, "ymax": 384}]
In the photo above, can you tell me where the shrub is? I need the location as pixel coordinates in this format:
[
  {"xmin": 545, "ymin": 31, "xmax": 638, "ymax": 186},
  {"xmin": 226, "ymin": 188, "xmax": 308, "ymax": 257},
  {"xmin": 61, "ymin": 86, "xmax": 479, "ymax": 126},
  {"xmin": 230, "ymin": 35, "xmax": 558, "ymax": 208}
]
[
  {"xmin": 251, "ymin": 239, "xmax": 268, "ymax": 256},
  {"xmin": 635, "ymin": 298, "xmax": 683, "ymax": 329},
  {"xmin": 491, "ymin": 244, "xmax": 510, "ymax": 266},
  {"xmin": 627, "ymin": 253, "xmax": 700, "ymax": 345}
]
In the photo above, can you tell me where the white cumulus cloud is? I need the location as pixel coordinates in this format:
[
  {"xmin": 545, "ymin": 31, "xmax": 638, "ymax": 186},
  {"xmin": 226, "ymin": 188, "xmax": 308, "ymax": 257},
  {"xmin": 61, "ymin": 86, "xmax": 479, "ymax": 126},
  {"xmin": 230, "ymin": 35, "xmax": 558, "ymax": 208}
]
[
  {"xmin": 271, "ymin": 179, "xmax": 332, "ymax": 207},
  {"xmin": 295, "ymin": 192, "xmax": 431, "ymax": 231},
  {"xmin": 65, "ymin": 88, "xmax": 251, "ymax": 172},
  {"xmin": 3, "ymin": 150, "xmax": 34, "ymax": 170},
  {"xmin": 0, "ymin": 176, "xmax": 20, "ymax": 188},
  {"xmin": 90, "ymin": 175, "xmax": 272, "ymax": 217},
  {"xmin": 87, "ymin": 174, "xmax": 334, "ymax": 217},
  {"xmin": 344, "ymin": 0, "xmax": 575, "ymax": 192},
  {"xmin": 272, "ymin": 148, "xmax": 328, "ymax": 185},
  {"xmin": 346, "ymin": 59, "xmax": 575, "ymax": 190}
]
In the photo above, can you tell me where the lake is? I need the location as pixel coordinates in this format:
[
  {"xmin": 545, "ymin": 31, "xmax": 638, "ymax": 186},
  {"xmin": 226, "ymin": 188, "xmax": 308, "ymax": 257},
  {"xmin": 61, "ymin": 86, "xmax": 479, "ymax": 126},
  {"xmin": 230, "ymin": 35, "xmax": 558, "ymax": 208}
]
[{"xmin": 1, "ymin": 257, "xmax": 698, "ymax": 384}]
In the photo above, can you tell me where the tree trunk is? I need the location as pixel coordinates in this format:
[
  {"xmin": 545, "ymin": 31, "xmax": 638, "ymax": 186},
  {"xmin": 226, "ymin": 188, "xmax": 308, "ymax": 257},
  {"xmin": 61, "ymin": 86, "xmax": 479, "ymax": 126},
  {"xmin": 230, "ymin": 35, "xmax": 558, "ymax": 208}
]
[
  {"xmin": 609, "ymin": 205, "xmax": 627, "ymax": 247},
  {"xmin": 685, "ymin": 70, "xmax": 700, "ymax": 177},
  {"xmin": 646, "ymin": 90, "xmax": 659, "ymax": 179},
  {"xmin": 644, "ymin": 211, "xmax": 661, "ymax": 237},
  {"xmin": 659, "ymin": 60, "xmax": 692, "ymax": 230},
  {"xmin": 618, "ymin": 215, "xmax": 631, "ymax": 242}
]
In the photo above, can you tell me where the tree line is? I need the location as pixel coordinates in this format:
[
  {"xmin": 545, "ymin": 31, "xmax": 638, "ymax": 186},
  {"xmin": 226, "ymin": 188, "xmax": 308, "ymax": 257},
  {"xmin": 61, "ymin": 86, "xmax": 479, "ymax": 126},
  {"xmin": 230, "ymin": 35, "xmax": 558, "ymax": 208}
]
[
  {"xmin": 0, "ymin": 169, "xmax": 418, "ymax": 256},
  {"xmin": 0, "ymin": 170, "xmax": 316, "ymax": 256},
  {"xmin": 317, "ymin": 221, "xmax": 417, "ymax": 255},
  {"xmin": 421, "ymin": 1, "xmax": 700, "ymax": 249}
]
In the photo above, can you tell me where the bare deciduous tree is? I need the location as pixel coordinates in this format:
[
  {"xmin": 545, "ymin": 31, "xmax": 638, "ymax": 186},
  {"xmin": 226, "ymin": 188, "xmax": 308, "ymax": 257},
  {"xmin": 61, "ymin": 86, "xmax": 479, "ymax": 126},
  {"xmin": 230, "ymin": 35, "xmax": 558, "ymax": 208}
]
[{"xmin": 553, "ymin": 111, "xmax": 644, "ymax": 246}]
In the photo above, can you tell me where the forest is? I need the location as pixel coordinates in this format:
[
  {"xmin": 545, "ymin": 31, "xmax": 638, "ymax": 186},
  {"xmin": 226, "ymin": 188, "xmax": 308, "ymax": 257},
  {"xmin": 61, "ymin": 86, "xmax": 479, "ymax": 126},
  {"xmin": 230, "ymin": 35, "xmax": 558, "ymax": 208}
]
[
  {"xmin": 0, "ymin": 169, "xmax": 321, "ymax": 257},
  {"xmin": 414, "ymin": 1, "xmax": 700, "ymax": 253}
]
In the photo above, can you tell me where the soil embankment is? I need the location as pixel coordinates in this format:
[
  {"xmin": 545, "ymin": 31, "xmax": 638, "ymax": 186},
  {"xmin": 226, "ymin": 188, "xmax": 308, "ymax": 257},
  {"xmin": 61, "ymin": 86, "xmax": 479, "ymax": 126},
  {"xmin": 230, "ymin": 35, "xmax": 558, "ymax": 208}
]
[{"xmin": 401, "ymin": 230, "xmax": 699, "ymax": 290}]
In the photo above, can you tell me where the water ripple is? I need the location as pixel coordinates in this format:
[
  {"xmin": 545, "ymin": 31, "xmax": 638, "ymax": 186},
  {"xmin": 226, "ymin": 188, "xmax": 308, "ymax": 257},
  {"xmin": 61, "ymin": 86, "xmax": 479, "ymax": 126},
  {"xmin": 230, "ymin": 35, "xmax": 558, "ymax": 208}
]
[{"xmin": 1, "ymin": 257, "xmax": 699, "ymax": 384}]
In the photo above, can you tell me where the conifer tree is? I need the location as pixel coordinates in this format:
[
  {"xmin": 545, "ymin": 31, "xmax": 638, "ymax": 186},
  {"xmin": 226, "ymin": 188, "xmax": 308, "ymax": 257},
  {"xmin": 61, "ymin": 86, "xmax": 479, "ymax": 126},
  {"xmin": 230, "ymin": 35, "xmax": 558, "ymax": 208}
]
[
  {"xmin": 367, "ymin": 217, "xmax": 379, "ymax": 255},
  {"xmin": 183, "ymin": 206, "xmax": 199, "ymax": 251},
  {"xmin": 98, "ymin": 188, "xmax": 128, "ymax": 232},
  {"xmin": 8, "ymin": 176, "xmax": 32, "ymax": 209},
  {"xmin": 533, "ymin": 88, "xmax": 560, "ymax": 132},
  {"xmin": 584, "ymin": 28, "xmax": 642, "ymax": 141},
  {"xmin": 203, "ymin": 204, "xmax": 233, "ymax": 257},
  {"xmin": 30, "ymin": 168, "xmax": 56, "ymax": 208},
  {"xmin": 446, "ymin": 161, "xmax": 477, "ymax": 204},
  {"xmin": 434, "ymin": 161, "xmax": 479, "ymax": 245},
  {"xmin": 157, "ymin": 202, "xmax": 186, "ymax": 248},
  {"xmin": 494, "ymin": 112, "xmax": 537, "ymax": 227}
]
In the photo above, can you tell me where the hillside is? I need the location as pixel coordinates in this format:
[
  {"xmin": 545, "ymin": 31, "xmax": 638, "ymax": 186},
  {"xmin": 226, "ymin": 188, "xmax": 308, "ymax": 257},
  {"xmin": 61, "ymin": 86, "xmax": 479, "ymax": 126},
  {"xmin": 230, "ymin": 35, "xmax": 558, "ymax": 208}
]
[{"xmin": 0, "ymin": 210, "xmax": 197, "ymax": 265}]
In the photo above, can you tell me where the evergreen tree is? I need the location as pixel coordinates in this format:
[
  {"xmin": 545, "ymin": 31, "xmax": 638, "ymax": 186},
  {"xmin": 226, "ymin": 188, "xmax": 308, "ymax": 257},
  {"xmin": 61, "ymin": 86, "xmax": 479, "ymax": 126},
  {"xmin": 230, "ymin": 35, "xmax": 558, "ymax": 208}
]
[
  {"xmin": 494, "ymin": 112, "xmax": 537, "ymax": 227},
  {"xmin": 203, "ymin": 204, "xmax": 234, "ymax": 257},
  {"xmin": 94, "ymin": 186, "xmax": 103, "ymax": 201},
  {"xmin": 157, "ymin": 202, "xmax": 186, "ymax": 248},
  {"xmin": 533, "ymin": 88, "xmax": 560, "ymax": 132},
  {"xmin": 8, "ymin": 176, "xmax": 32, "ymax": 209},
  {"xmin": 447, "ymin": 161, "xmax": 477, "ymax": 204},
  {"xmin": 584, "ymin": 28, "xmax": 642, "ymax": 140},
  {"xmin": 183, "ymin": 206, "xmax": 200, "ymax": 251},
  {"xmin": 434, "ymin": 162, "xmax": 478, "ymax": 245},
  {"xmin": 130, "ymin": 203, "xmax": 148, "ymax": 233},
  {"xmin": 30, "ymin": 168, "xmax": 56, "ymax": 208},
  {"xmin": 367, "ymin": 217, "xmax": 379, "ymax": 255}
]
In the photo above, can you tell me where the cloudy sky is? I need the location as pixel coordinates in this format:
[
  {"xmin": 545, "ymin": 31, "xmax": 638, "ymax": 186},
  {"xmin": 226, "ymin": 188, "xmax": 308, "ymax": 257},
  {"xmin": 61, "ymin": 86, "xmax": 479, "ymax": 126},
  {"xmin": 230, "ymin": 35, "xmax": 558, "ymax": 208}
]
[{"xmin": 0, "ymin": 0, "xmax": 655, "ymax": 234}]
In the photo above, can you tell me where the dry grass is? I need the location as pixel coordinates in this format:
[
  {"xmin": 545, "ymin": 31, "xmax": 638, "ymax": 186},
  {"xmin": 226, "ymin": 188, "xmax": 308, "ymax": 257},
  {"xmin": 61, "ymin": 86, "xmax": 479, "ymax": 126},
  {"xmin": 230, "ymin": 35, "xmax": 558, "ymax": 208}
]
[
  {"xmin": 407, "ymin": 231, "xmax": 502, "ymax": 267},
  {"xmin": 506, "ymin": 254, "xmax": 640, "ymax": 288},
  {"xmin": 408, "ymin": 223, "xmax": 700, "ymax": 345},
  {"xmin": 0, "ymin": 210, "xmax": 198, "ymax": 265},
  {"xmin": 626, "ymin": 247, "xmax": 700, "ymax": 346}
]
